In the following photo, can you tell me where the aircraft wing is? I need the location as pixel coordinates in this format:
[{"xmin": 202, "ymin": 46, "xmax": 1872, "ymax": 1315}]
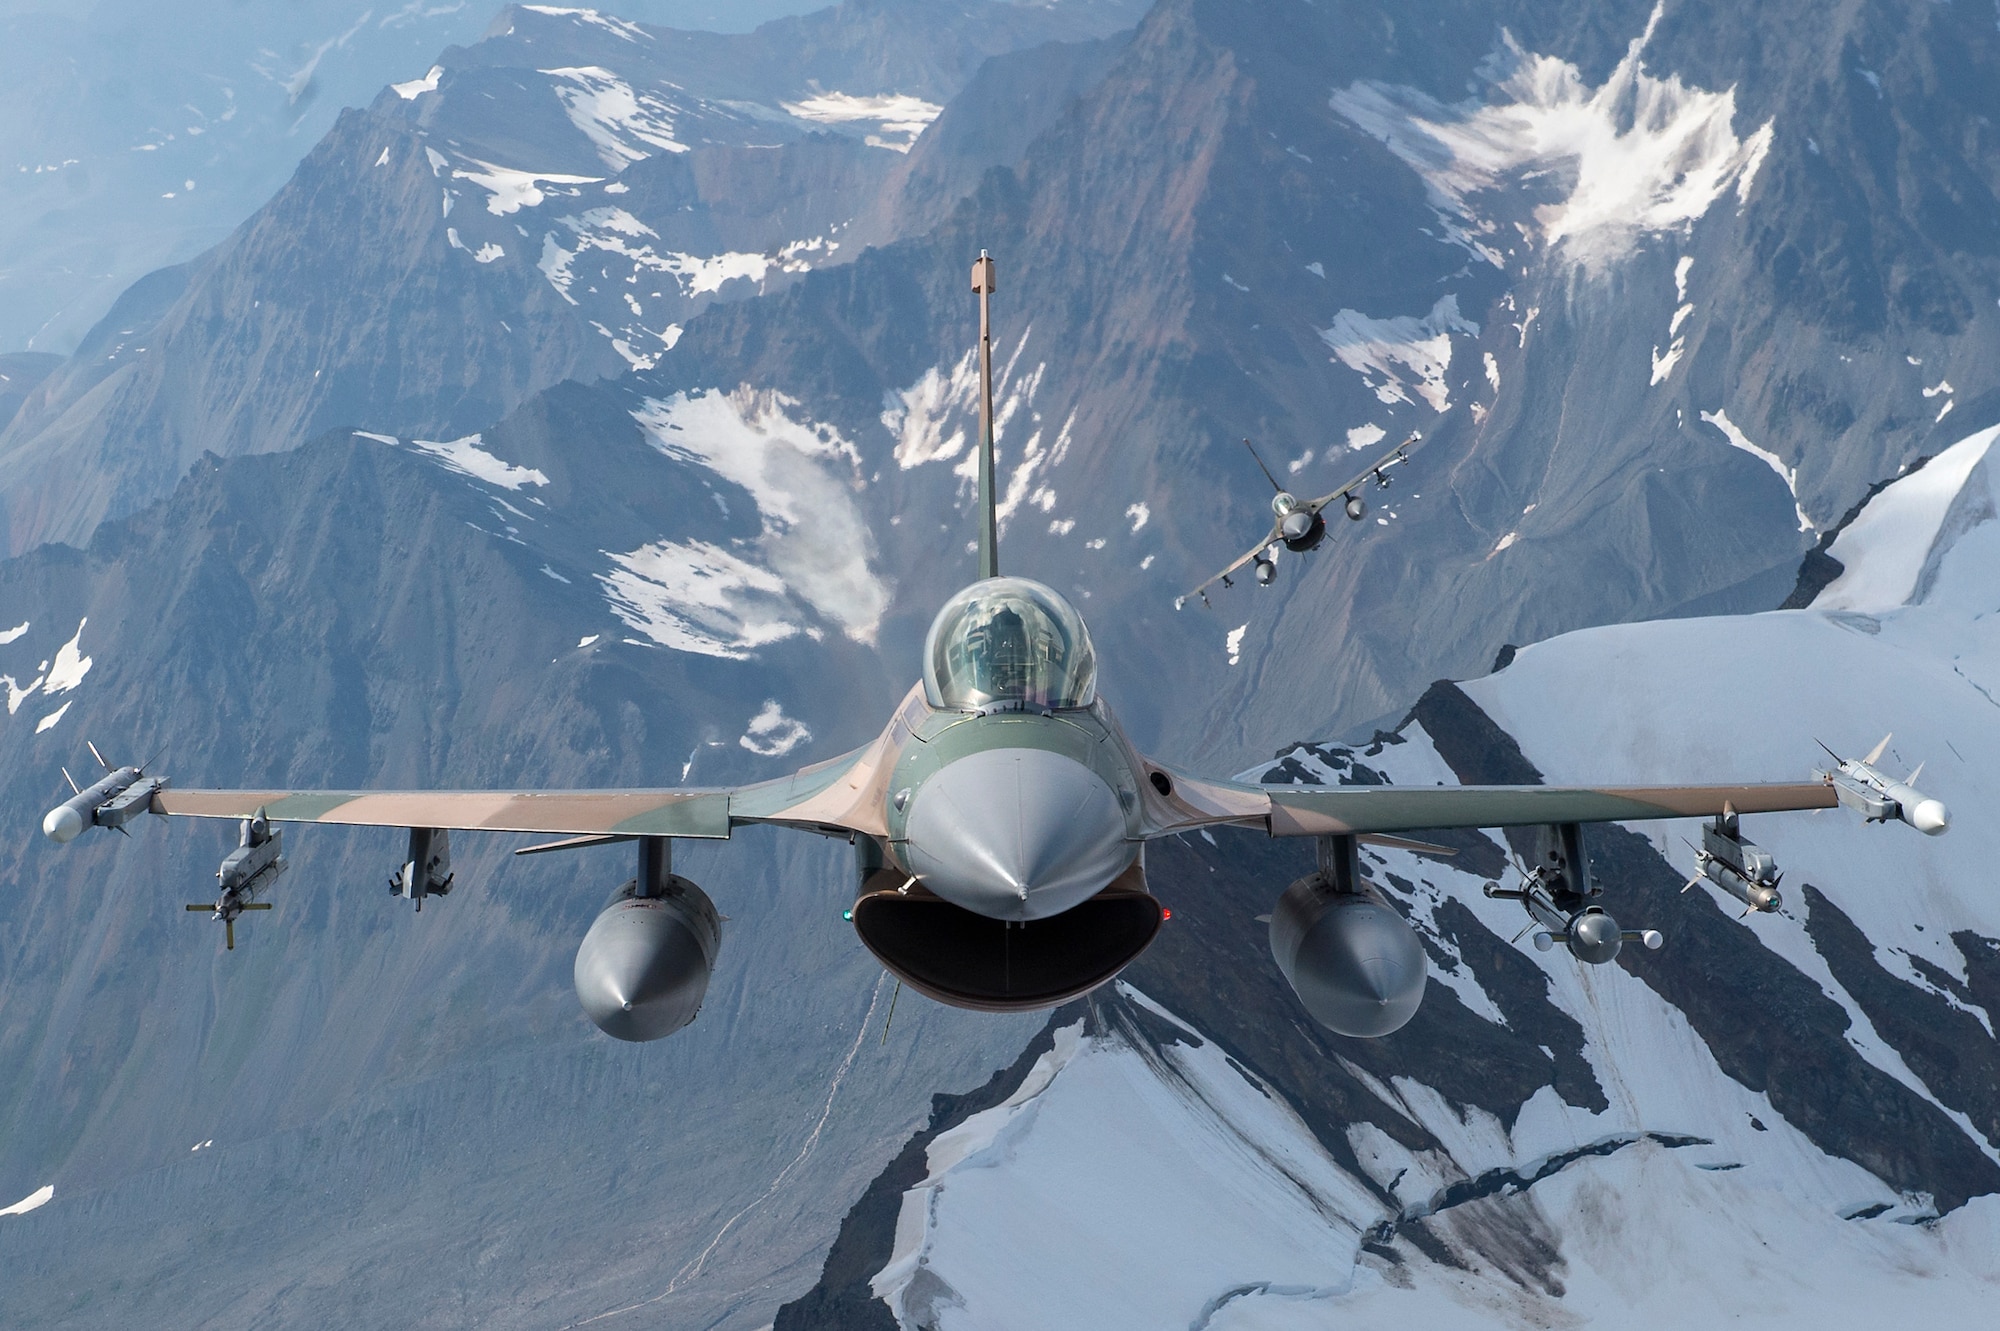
[
  {"xmin": 1298, "ymin": 432, "xmax": 1420, "ymax": 517},
  {"xmin": 153, "ymin": 737, "xmax": 895, "ymax": 842},
  {"xmin": 1139, "ymin": 768, "xmax": 1838, "ymax": 838},
  {"xmin": 1175, "ymin": 523, "xmax": 1281, "ymax": 609},
  {"xmin": 155, "ymin": 787, "xmax": 741, "ymax": 838}
]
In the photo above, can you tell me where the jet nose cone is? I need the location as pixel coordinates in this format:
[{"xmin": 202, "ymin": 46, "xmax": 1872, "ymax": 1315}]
[{"xmin": 904, "ymin": 747, "xmax": 1134, "ymax": 920}]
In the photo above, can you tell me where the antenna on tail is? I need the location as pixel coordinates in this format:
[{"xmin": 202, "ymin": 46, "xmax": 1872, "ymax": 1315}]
[{"xmin": 973, "ymin": 251, "xmax": 999, "ymax": 580}]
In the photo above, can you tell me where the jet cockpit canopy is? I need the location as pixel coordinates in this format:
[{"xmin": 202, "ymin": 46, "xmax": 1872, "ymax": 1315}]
[{"xmin": 923, "ymin": 577, "xmax": 1097, "ymax": 711}]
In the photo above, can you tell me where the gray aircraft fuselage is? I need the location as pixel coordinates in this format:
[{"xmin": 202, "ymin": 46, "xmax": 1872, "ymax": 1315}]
[{"xmin": 858, "ymin": 575, "xmax": 1148, "ymax": 924}]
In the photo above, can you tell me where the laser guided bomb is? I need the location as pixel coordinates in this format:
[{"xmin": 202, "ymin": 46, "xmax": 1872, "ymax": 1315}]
[{"xmin": 1685, "ymin": 807, "xmax": 1783, "ymax": 914}]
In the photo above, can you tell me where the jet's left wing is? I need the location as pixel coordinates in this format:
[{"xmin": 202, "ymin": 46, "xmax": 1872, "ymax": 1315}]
[
  {"xmin": 155, "ymin": 787, "xmax": 740, "ymax": 838},
  {"xmin": 146, "ymin": 736, "xmax": 894, "ymax": 841},
  {"xmin": 1174, "ymin": 526, "xmax": 1282, "ymax": 609},
  {"xmin": 1137, "ymin": 766, "xmax": 1838, "ymax": 839}
]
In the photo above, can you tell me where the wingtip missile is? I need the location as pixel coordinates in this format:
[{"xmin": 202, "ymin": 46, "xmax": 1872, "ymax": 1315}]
[
  {"xmin": 43, "ymin": 751, "xmax": 163, "ymax": 843},
  {"xmin": 1820, "ymin": 738, "xmax": 1949, "ymax": 835}
]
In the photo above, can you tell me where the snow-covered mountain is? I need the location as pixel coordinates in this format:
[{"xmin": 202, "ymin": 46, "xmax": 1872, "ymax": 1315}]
[
  {"xmin": 3, "ymin": 0, "xmax": 1999, "ymax": 1326},
  {"xmin": 777, "ymin": 420, "xmax": 2000, "ymax": 1326},
  {"xmin": 0, "ymin": 0, "xmax": 1145, "ymax": 558},
  {"xmin": 0, "ymin": 0, "xmax": 839, "ymax": 356}
]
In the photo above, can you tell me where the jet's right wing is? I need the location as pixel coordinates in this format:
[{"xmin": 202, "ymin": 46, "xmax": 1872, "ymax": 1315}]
[
  {"xmin": 1135, "ymin": 766, "xmax": 1840, "ymax": 839},
  {"xmin": 1296, "ymin": 432, "xmax": 1421, "ymax": 518}
]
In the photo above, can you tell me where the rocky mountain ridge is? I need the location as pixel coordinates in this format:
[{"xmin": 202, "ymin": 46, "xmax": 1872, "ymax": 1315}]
[{"xmin": 3, "ymin": 0, "xmax": 1999, "ymax": 1326}]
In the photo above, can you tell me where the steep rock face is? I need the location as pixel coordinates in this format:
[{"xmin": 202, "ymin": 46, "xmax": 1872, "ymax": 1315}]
[
  {"xmin": 0, "ymin": 1, "xmax": 1146, "ymax": 557},
  {"xmin": 13, "ymin": 0, "xmax": 1993, "ymax": 761},
  {"xmin": 577, "ymin": 0, "xmax": 2000, "ymax": 771},
  {"xmin": 0, "ymin": 353, "xmax": 60, "ymax": 431}
]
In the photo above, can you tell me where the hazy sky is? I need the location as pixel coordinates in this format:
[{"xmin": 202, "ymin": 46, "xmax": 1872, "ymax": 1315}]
[{"xmin": 0, "ymin": 1, "xmax": 828, "ymax": 352}]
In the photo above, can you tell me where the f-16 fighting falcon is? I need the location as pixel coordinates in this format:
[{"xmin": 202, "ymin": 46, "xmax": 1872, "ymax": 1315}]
[
  {"xmin": 41, "ymin": 253, "xmax": 1950, "ymax": 1044},
  {"xmin": 1176, "ymin": 432, "xmax": 1418, "ymax": 609}
]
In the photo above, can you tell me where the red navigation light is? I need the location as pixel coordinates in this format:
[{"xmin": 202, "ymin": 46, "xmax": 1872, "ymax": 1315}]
[{"xmin": 1161, "ymin": 908, "xmax": 1173, "ymax": 921}]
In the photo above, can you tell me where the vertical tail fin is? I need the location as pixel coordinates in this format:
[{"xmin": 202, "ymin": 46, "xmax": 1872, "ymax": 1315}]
[
  {"xmin": 1241, "ymin": 438, "xmax": 1285, "ymax": 494},
  {"xmin": 973, "ymin": 251, "xmax": 999, "ymax": 581}
]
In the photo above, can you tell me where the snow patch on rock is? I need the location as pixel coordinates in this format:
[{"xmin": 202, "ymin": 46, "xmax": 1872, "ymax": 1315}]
[
  {"xmin": 599, "ymin": 539, "xmax": 801, "ymax": 659},
  {"xmin": 44, "ymin": 619, "xmax": 92, "ymax": 694},
  {"xmin": 1320, "ymin": 296, "xmax": 1477, "ymax": 412},
  {"xmin": 398, "ymin": 433, "xmax": 549, "ymax": 490},
  {"xmin": 782, "ymin": 91, "xmax": 942, "ymax": 152},
  {"xmin": 452, "ymin": 157, "xmax": 600, "ymax": 216},
  {"xmin": 1331, "ymin": 2, "xmax": 1773, "ymax": 271},
  {"xmin": 1700, "ymin": 408, "xmax": 1813, "ymax": 532},
  {"xmin": 0, "ymin": 1184, "xmax": 53, "ymax": 1218},
  {"xmin": 633, "ymin": 390, "xmax": 888, "ymax": 646},
  {"xmin": 740, "ymin": 700, "xmax": 811, "ymax": 757},
  {"xmin": 541, "ymin": 66, "xmax": 688, "ymax": 168},
  {"xmin": 518, "ymin": 6, "xmax": 649, "ymax": 43},
  {"xmin": 391, "ymin": 65, "xmax": 442, "ymax": 99}
]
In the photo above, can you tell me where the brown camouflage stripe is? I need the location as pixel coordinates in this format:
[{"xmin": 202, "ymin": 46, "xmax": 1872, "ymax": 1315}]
[{"xmin": 154, "ymin": 789, "xmax": 734, "ymax": 838}]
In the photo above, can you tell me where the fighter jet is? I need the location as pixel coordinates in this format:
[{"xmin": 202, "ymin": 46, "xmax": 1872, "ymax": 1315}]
[
  {"xmin": 1175, "ymin": 433, "xmax": 1417, "ymax": 610},
  {"xmin": 41, "ymin": 253, "xmax": 1950, "ymax": 1044}
]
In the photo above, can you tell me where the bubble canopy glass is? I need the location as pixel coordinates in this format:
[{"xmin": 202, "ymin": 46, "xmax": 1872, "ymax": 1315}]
[{"xmin": 923, "ymin": 577, "xmax": 1098, "ymax": 710}]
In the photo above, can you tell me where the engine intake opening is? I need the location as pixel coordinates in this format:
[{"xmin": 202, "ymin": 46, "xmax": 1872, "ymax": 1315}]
[{"xmin": 852, "ymin": 863, "xmax": 1161, "ymax": 1012}]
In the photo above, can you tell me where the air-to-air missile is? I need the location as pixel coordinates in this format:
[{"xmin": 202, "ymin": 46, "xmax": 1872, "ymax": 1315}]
[
  {"xmin": 1819, "ymin": 734, "xmax": 1949, "ymax": 835},
  {"xmin": 41, "ymin": 743, "xmax": 160, "ymax": 843}
]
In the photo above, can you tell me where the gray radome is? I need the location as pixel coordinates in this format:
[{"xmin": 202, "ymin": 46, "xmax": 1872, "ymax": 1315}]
[{"xmin": 903, "ymin": 747, "xmax": 1134, "ymax": 921}]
